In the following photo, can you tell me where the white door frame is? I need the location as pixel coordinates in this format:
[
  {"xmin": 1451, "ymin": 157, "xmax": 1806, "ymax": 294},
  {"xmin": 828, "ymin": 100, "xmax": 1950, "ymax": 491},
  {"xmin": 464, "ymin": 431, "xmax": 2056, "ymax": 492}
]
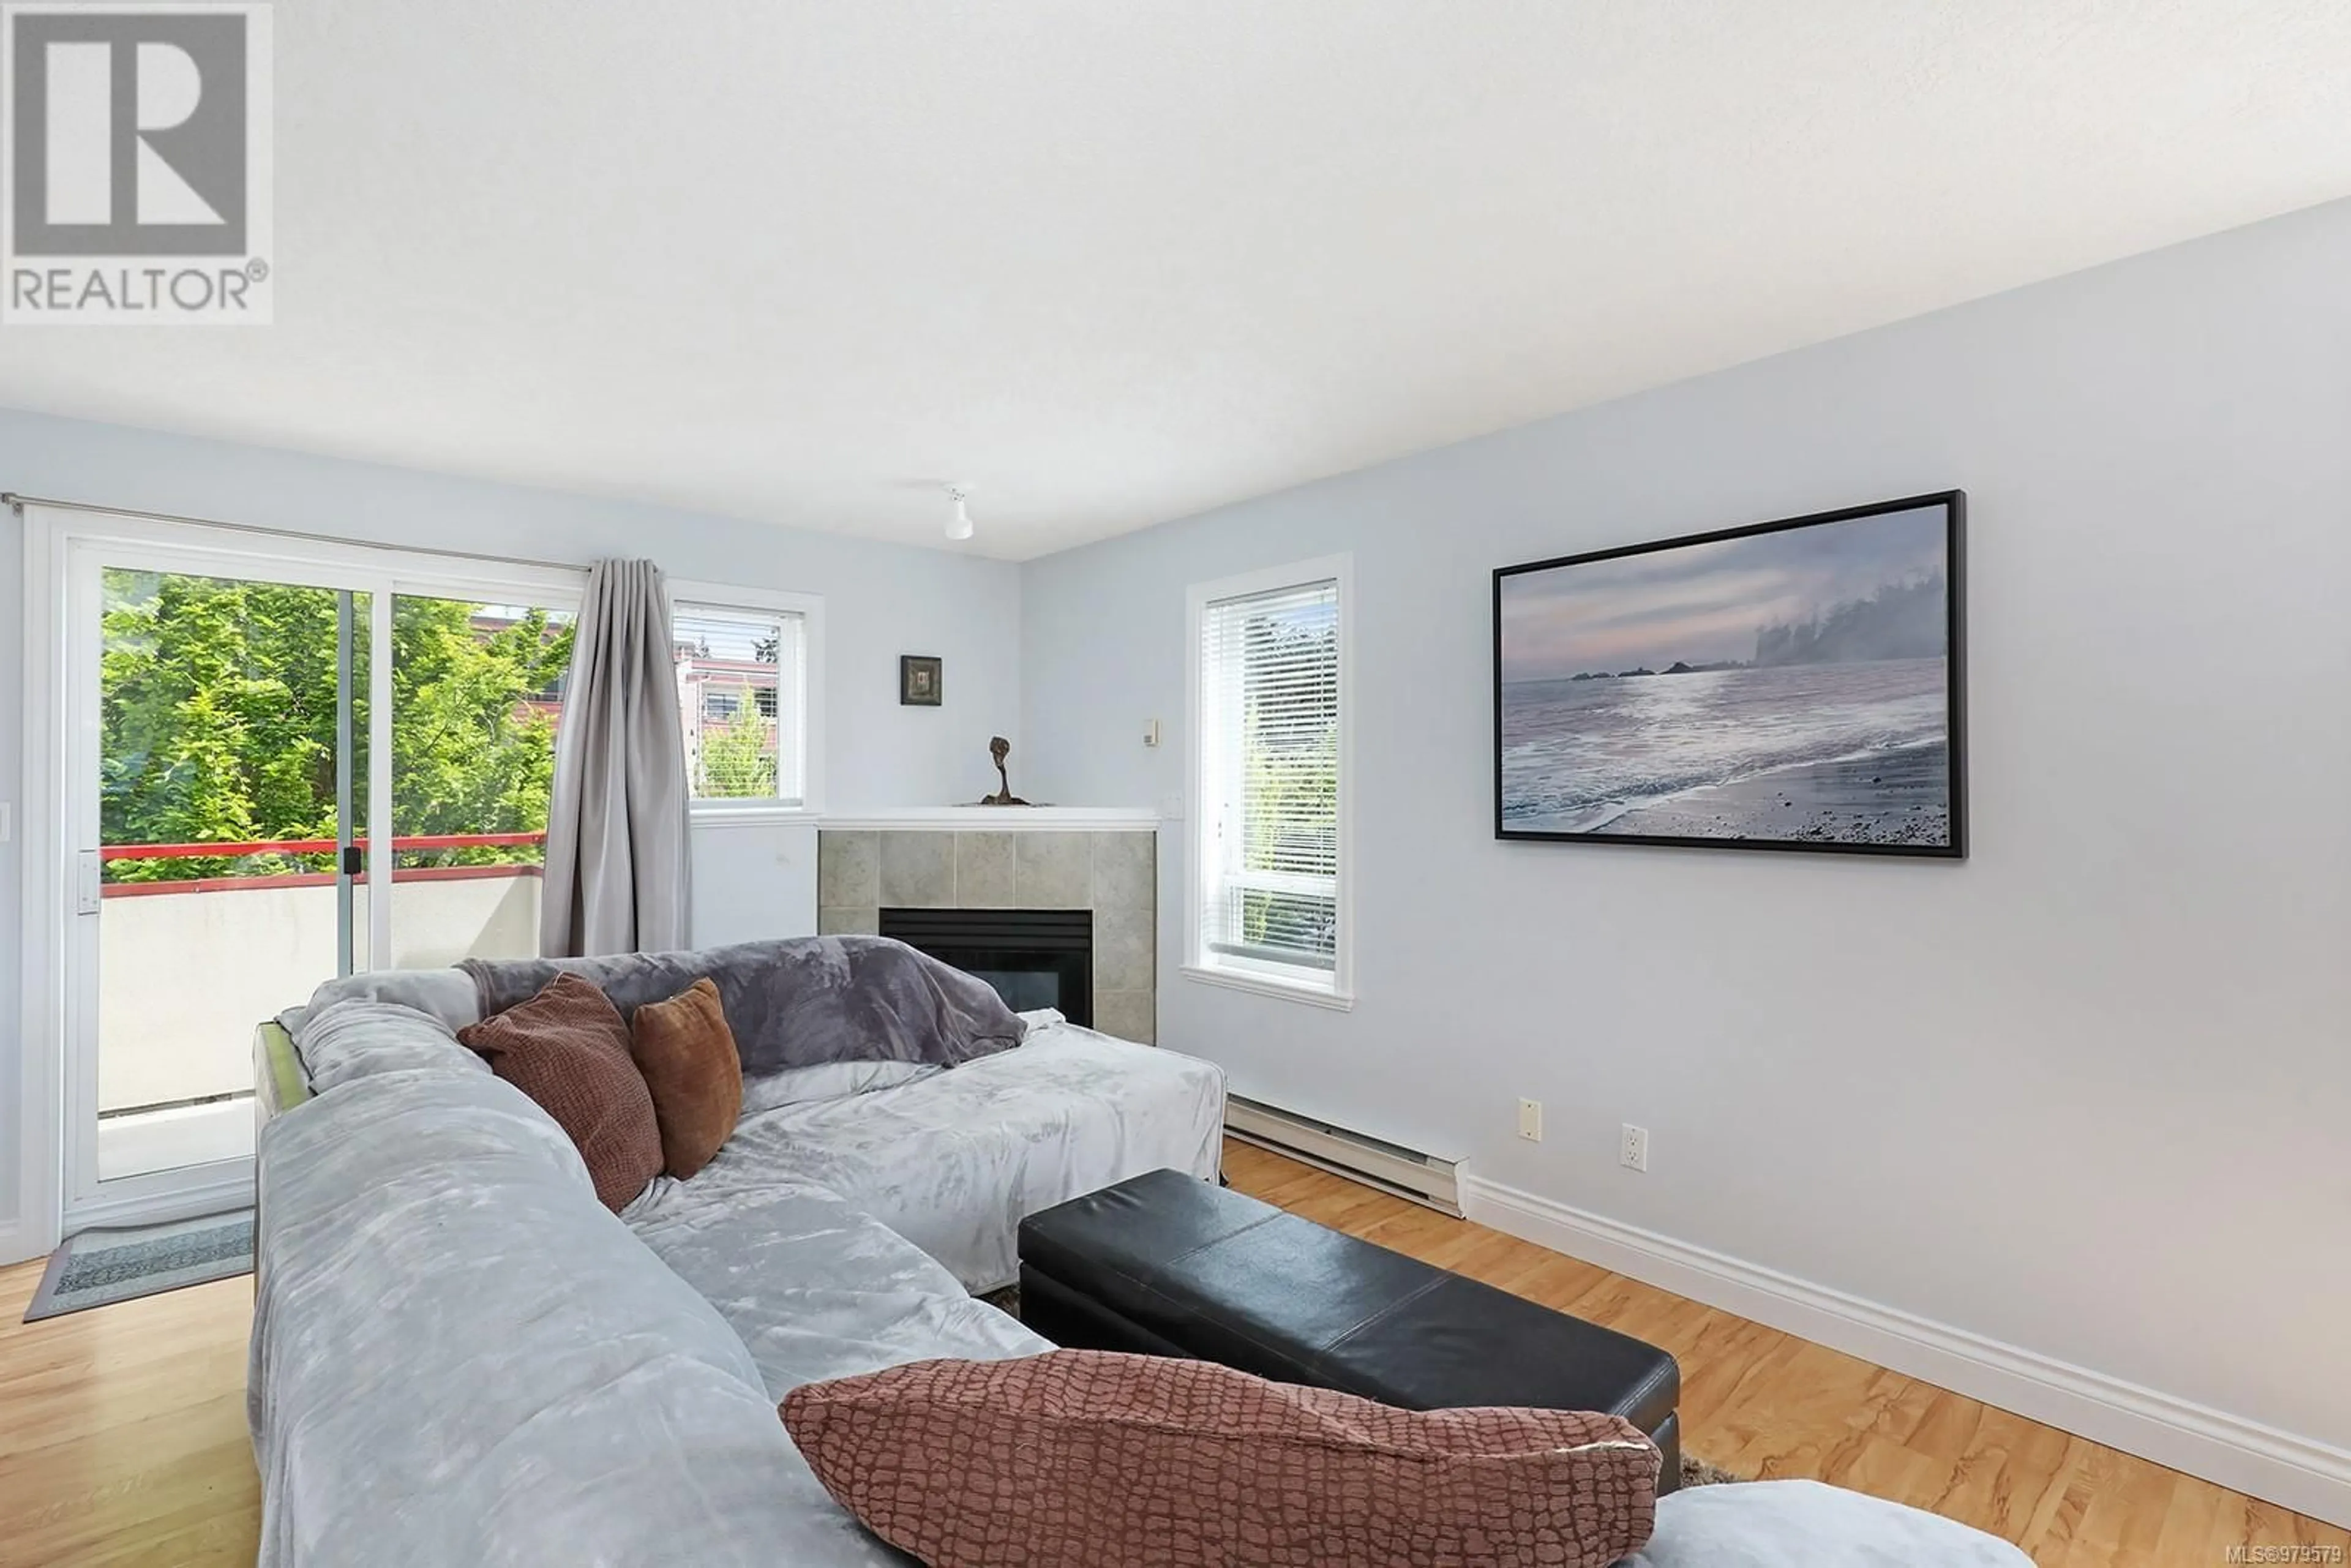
[{"xmin": 18, "ymin": 504, "xmax": 583, "ymax": 1245}]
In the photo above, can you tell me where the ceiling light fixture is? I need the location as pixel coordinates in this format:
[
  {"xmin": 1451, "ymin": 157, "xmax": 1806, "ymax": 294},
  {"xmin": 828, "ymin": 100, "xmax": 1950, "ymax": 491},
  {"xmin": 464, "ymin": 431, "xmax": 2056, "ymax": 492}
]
[{"xmin": 945, "ymin": 485, "xmax": 975, "ymax": 541}]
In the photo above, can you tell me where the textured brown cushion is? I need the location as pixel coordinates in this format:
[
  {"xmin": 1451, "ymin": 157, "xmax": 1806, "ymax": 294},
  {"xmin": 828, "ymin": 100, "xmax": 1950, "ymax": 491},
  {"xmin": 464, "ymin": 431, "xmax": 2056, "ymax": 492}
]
[
  {"xmin": 628, "ymin": 977, "xmax": 743, "ymax": 1179},
  {"xmin": 782, "ymin": 1350, "xmax": 1660, "ymax": 1567},
  {"xmin": 456, "ymin": 972, "xmax": 662, "ymax": 1211}
]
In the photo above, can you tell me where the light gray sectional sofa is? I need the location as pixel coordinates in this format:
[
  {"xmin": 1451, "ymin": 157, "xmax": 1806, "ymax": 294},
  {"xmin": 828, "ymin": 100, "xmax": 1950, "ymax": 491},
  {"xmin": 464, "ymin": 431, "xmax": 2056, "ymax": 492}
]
[
  {"xmin": 249, "ymin": 958, "xmax": 2033, "ymax": 1568},
  {"xmin": 250, "ymin": 964, "xmax": 1223, "ymax": 1567}
]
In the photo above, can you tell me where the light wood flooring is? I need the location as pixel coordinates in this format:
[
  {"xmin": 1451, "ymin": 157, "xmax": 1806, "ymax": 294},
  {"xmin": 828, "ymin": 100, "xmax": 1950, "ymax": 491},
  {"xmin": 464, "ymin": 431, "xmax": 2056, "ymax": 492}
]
[
  {"xmin": 0, "ymin": 1259, "xmax": 258, "ymax": 1566},
  {"xmin": 0, "ymin": 1142, "xmax": 2341, "ymax": 1566}
]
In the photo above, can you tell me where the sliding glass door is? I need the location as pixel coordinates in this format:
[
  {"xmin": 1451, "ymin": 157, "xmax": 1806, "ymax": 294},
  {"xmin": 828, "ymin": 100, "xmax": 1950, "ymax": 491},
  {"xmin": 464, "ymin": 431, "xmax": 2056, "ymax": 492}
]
[{"xmin": 58, "ymin": 523, "xmax": 580, "ymax": 1228}]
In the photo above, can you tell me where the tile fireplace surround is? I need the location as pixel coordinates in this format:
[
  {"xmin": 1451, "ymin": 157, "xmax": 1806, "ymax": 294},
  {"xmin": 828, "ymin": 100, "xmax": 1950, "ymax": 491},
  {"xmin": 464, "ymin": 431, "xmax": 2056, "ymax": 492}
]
[{"xmin": 817, "ymin": 809, "xmax": 1158, "ymax": 1045}]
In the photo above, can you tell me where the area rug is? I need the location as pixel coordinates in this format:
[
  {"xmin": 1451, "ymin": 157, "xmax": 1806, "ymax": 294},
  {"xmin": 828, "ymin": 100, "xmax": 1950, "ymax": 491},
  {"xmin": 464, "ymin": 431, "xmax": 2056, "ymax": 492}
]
[
  {"xmin": 22, "ymin": 1210, "xmax": 255, "ymax": 1322},
  {"xmin": 975, "ymin": 1284, "xmax": 1745, "ymax": 1487}
]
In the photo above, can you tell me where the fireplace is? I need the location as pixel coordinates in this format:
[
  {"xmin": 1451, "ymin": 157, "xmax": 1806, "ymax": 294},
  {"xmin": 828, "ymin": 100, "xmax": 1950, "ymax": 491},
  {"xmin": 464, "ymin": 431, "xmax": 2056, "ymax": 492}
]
[
  {"xmin": 880, "ymin": 907, "xmax": 1095, "ymax": 1027},
  {"xmin": 822, "ymin": 821, "xmax": 1155, "ymax": 1043}
]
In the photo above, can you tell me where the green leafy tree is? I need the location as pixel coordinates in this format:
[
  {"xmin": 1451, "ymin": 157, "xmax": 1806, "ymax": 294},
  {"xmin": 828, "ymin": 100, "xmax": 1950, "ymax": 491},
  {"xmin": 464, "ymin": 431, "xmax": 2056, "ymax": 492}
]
[
  {"xmin": 696, "ymin": 711, "xmax": 778, "ymax": 798},
  {"xmin": 384, "ymin": 599, "xmax": 574, "ymax": 869},
  {"xmin": 691, "ymin": 628, "xmax": 782, "ymax": 798},
  {"xmin": 100, "ymin": 572, "xmax": 575, "ymax": 881}
]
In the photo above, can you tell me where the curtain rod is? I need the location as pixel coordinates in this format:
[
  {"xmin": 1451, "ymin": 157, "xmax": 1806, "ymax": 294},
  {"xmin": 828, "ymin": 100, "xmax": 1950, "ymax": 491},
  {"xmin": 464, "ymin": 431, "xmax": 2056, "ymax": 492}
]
[{"xmin": 2, "ymin": 490, "xmax": 583, "ymax": 575}]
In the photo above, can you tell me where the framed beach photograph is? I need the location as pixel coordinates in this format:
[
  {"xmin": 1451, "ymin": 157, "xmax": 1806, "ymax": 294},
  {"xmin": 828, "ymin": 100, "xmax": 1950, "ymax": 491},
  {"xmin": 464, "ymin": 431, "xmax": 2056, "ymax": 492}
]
[
  {"xmin": 1494, "ymin": 492, "xmax": 1965, "ymax": 857},
  {"xmin": 899, "ymin": 654, "xmax": 943, "ymax": 707}
]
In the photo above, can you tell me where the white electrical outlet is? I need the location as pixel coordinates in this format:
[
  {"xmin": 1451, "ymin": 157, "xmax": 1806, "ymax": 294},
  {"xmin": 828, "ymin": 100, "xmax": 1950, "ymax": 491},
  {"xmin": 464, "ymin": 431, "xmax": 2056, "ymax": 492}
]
[
  {"xmin": 1142, "ymin": 719, "xmax": 1161, "ymax": 748},
  {"xmin": 1517, "ymin": 1098, "xmax": 1543, "ymax": 1142},
  {"xmin": 1619, "ymin": 1123, "xmax": 1649, "ymax": 1172},
  {"xmin": 0, "ymin": 801, "xmax": 10, "ymax": 843}
]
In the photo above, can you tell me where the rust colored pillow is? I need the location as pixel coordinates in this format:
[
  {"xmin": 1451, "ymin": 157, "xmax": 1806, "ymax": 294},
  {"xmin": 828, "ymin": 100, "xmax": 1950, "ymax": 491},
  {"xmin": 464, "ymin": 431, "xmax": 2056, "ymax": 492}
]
[
  {"xmin": 628, "ymin": 977, "xmax": 742, "ymax": 1179},
  {"xmin": 457, "ymin": 972, "xmax": 662, "ymax": 1212},
  {"xmin": 782, "ymin": 1350, "xmax": 1660, "ymax": 1568}
]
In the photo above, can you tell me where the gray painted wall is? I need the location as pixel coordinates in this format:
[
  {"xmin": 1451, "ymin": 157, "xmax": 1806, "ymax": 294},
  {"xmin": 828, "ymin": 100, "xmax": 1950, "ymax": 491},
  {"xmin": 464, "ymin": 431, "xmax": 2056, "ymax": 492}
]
[
  {"xmin": 1019, "ymin": 199, "xmax": 2351, "ymax": 1452},
  {"xmin": 0, "ymin": 410, "xmax": 1020, "ymax": 1242}
]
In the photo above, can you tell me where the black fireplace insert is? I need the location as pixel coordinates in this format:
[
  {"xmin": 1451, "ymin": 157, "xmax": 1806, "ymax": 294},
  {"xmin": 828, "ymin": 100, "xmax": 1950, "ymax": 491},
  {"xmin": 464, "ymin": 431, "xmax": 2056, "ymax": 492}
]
[{"xmin": 879, "ymin": 907, "xmax": 1093, "ymax": 1027}]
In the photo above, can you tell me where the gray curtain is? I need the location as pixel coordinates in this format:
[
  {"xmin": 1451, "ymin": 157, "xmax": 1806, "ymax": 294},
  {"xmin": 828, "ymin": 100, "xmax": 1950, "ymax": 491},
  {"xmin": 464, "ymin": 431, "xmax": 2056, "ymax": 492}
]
[{"xmin": 541, "ymin": 559, "xmax": 692, "ymax": 956}]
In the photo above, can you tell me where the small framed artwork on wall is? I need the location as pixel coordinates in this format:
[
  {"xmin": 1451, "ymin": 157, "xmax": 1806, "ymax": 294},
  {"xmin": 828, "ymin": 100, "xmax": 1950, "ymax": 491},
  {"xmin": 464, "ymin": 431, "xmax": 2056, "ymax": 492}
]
[{"xmin": 900, "ymin": 655, "xmax": 943, "ymax": 707}]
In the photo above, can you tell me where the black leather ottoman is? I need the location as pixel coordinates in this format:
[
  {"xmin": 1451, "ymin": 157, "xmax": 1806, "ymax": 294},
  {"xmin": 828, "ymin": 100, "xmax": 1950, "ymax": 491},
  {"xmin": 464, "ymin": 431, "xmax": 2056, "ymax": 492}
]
[{"xmin": 1017, "ymin": 1167, "xmax": 1681, "ymax": 1493}]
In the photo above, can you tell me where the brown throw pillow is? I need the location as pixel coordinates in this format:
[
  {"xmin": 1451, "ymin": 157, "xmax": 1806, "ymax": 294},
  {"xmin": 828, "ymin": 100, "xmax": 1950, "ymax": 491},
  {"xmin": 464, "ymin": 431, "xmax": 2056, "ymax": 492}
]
[
  {"xmin": 456, "ymin": 972, "xmax": 662, "ymax": 1212},
  {"xmin": 628, "ymin": 978, "xmax": 743, "ymax": 1179},
  {"xmin": 782, "ymin": 1351, "xmax": 1660, "ymax": 1568}
]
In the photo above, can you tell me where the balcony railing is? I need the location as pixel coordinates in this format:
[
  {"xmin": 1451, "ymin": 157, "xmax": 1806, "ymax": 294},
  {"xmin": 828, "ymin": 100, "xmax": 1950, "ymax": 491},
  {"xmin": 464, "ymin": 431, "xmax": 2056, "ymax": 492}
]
[
  {"xmin": 101, "ymin": 832, "xmax": 549, "ymax": 896},
  {"xmin": 94, "ymin": 835, "xmax": 550, "ymax": 1157}
]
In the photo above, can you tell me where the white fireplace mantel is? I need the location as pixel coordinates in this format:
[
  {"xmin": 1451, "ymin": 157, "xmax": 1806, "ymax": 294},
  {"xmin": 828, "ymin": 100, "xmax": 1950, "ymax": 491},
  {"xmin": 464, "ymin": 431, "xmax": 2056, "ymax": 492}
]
[{"xmin": 817, "ymin": 806, "xmax": 1160, "ymax": 833}]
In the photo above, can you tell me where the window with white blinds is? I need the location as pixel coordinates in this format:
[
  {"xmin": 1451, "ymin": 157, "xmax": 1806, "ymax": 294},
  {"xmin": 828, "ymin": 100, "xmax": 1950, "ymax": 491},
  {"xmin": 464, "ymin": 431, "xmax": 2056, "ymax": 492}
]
[
  {"xmin": 667, "ymin": 582, "xmax": 825, "ymax": 811},
  {"xmin": 1189, "ymin": 560, "xmax": 1351, "ymax": 1002}
]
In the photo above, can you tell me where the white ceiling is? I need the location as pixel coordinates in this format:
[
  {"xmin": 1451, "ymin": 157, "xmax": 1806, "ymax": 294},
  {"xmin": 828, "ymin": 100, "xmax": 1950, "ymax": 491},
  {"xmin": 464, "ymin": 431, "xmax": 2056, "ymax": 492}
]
[{"xmin": 6, "ymin": 2, "xmax": 2351, "ymax": 560}]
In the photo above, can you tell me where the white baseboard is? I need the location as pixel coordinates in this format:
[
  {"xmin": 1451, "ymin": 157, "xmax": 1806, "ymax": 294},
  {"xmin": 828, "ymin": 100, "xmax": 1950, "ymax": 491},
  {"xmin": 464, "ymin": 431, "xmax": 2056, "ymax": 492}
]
[{"xmin": 1461, "ymin": 1174, "xmax": 2351, "ymax": 1529}]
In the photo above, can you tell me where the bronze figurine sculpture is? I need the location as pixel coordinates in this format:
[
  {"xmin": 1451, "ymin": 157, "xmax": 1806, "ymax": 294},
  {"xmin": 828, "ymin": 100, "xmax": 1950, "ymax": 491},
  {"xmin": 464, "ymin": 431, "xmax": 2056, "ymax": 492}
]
[{"xmin": 980, "ymin": 736, "xmax": 1029, "ymax": 806}]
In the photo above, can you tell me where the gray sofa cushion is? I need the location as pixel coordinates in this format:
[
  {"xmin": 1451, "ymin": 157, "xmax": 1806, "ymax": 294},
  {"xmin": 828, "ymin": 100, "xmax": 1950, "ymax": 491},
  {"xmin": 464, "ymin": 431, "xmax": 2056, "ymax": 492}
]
[
  {"xmin": 1627, "ymin": 1480, "xmax": 2034, "ymax": 1566},
  {"xmin": 277, "ymin": 967, "xmax": 482, "ymax": 1040},
  {"xmin": 624, "ymin": 1016, "xmax": 1228, "ymax": 1293},
  {"xmin": 290, "ymin": 997, "xmax": 489, "ymax": 1090},
  {"xmin": 624, "ymin": 1180, "xmax": 1048, "ymax": 1402}
]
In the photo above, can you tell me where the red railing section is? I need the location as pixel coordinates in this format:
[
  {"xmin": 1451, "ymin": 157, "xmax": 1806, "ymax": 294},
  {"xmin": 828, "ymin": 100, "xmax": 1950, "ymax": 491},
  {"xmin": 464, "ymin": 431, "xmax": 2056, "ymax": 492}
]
[{"xmin": 100, "ymin": 832, "xmax": 547, "ymax": 898}]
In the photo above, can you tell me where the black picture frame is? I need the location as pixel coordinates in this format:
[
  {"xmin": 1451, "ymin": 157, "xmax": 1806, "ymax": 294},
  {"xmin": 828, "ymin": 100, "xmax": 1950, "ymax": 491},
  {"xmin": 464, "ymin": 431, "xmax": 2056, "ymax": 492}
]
[
  {"xmin": 899, "ymin": 655, "xmax": 943, "ymax": 707},
  {"xmin": 1493, "ymin": 490, "xmax": 1967, "ymax": 859}
]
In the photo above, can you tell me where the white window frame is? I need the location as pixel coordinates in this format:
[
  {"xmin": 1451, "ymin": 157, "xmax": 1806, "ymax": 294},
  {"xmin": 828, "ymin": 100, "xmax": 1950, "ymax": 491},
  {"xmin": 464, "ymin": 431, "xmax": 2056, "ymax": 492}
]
[
  {"xmin": 666, "ymin": 580, "xmax": 827, "ymax": 818},
  {"xmin": 1182, "ymin": 554, "xmax": 1354, "ymax": 1011}
]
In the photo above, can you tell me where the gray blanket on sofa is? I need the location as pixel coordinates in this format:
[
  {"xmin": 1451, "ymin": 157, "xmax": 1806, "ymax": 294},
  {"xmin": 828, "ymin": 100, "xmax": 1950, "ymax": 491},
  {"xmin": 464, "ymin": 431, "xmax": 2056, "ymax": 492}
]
[{"xmin": 461, "ymin": 936, "xmax": 1024, "ymax": 1076}]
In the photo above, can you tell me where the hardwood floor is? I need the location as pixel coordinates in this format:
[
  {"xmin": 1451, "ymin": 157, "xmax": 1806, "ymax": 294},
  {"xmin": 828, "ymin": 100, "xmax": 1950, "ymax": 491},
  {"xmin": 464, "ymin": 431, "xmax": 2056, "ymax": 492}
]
[
  {"xmin": 0, "ymin": 1261, "xmax": 259, "ymax": 1567},
  {"xmin": 0, "ymin": 1144, "xmax": 2341, "ymax": 1566}
]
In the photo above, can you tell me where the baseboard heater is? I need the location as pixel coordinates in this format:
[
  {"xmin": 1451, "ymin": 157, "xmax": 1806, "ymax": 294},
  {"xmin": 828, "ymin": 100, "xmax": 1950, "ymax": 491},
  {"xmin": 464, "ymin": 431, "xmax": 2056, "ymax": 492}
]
[{"xmin": 1224, "ymin": 1095, "xmax": 1465, "ymax": 1217}]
